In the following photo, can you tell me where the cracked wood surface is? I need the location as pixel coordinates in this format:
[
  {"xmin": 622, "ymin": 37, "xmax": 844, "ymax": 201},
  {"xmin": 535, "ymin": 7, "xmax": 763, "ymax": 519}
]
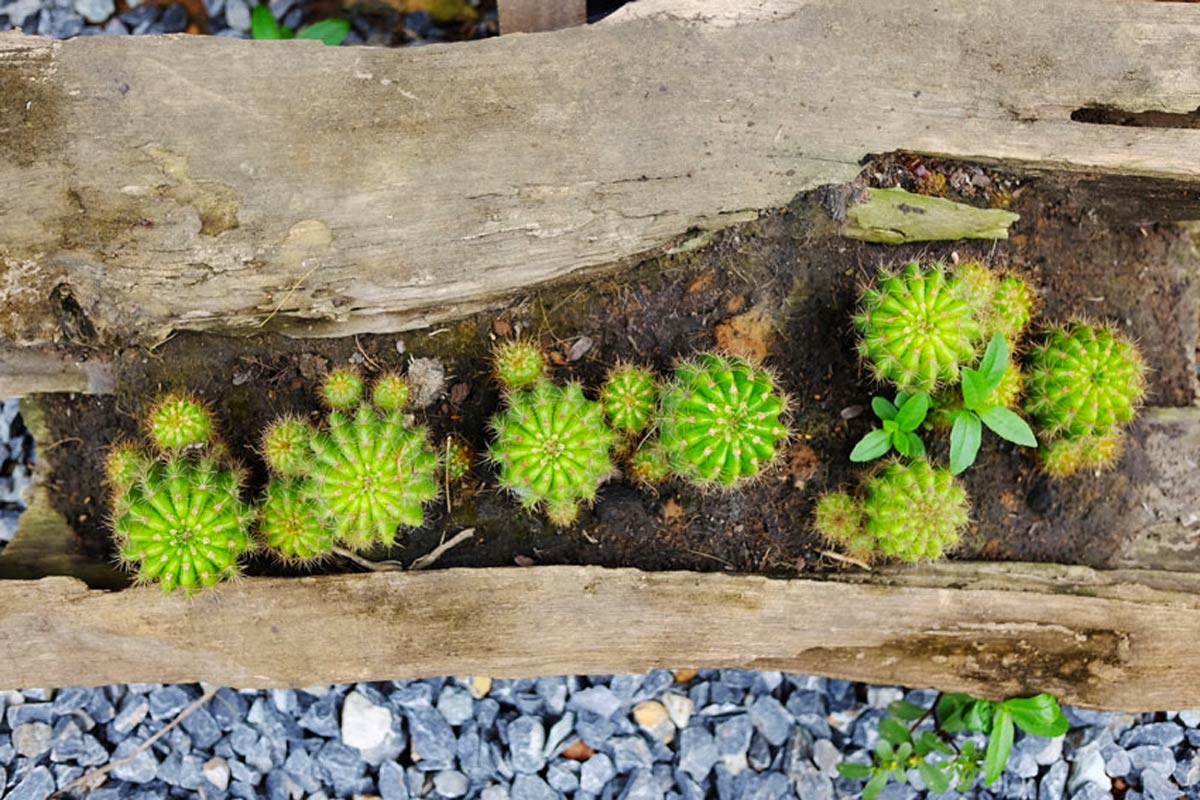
[
  {"xmin": 2, "ymin": 562, "xmax": 1200, "ymax": 712},
  {"xmin": 2, "ymin": 0, "xmax": 1200, "ymax": 374}
]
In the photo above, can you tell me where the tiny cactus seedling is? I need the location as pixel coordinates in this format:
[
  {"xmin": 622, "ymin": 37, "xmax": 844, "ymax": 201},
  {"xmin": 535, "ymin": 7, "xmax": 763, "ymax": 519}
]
[
  {"xmin": 600, "ymin": 364, "xmax": 657, "ymax": 436},
  {"xmin": 953, "ymin": 260, "xmax": 999, "ymax": 314},
  {"xmin": 147, "ymin": 392, "xmax": 215, "ymax": 452},
  {"xmin": 1023, "ymin": 322, "xmax": 1146, "ymax": 440},
  {"xmin": 261, "ymin": 416, "xmax": 316, "ymax": 477},
  {"xmin": 813, "ymin": 492, "xmax": 874, "ymax": 561},
  {"xmin": 492, "ymin": 339, "xmax": 547, "ymax": 392},
  {"xmin": 103, "ymin": 441, "xmax": 151, "ymax": 498},
  {"xmin": 656, "ymin": 353, "xmax": 789, "ymax": 488},
  {"xmin": 309, "ymin": 403, "xmax": 440, "ymax": 549},
  {"xmin": 861, "ymin": 460, "xmax": 969, "ymax": 561},
  {"xmin": 1039, "ymin": 429, "xmax": 1125, "ymax": 478},
  {"xmin": 113, "ymin": 456, "xmax": 256, "ymax": 593},
  {"xmin": 627, "ymin": 439, "xmax": 672, "ymax": 486},
  {"xmin": 489, "ymin": 380, "xmax": 617, "ymax": 525},
  {"xmin": 855, "ymin": 262, "xmax": 983, "ymax": 393},
  {"xmin": 372, "ymin": 372, "xmax": 410, "ymax": 412},
  {"xmin": 989, "ymin": 273, "xmax": 1036, "ymax": 344},
  {"xmin": 442, "ymin": 435, "xmax": 474, "ymax": 482},
  {"xmin": 258, "ymin": 477, "xmax": 334, "ymax": 563},
  {"xmin": 321, "ymin": 368, "xmax": 365, "ymax": 410}
]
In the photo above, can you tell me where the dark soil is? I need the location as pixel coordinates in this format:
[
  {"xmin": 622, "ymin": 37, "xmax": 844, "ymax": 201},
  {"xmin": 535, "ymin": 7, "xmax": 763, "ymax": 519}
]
[{"xmin": 29, "ymin": 159, "xmax": 1200, "ymax": 586}]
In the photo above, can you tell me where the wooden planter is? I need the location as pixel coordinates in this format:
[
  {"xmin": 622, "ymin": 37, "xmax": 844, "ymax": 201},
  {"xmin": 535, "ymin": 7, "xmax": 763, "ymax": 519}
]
[{"xmin": 2, "ymin": 0, "xmax": 1200, "ymax": 711}]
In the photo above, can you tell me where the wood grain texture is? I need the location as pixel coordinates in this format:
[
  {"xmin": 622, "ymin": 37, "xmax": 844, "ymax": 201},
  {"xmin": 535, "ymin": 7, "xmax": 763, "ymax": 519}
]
[
  {"xmin": 498, "ymin": 0, "xmax": 586, "ymax": 33},
  {"xmin": 1, "ymin": 562, "xmax": 1200, "ymax": 711},
  {"xmin": 2, "ymin": 0, "xmax": 1200, "ymax": 364}
]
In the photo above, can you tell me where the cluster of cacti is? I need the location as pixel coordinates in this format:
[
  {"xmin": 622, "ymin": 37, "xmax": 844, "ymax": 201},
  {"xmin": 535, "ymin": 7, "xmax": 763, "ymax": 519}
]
[
  {"xmin": 1023, "ymin": 322, "xmax": 1146, "ymax": 476},
  {"xmin": 105, "ymin": 392, "xmax": 256, "ymax": 593},
  {"xmin": 260, "ymin": 369, "xmax": 440, "ymax": 555},
  {"xmin": 815, "ymin": 460, "xmax": 969, "ymax": 563}
]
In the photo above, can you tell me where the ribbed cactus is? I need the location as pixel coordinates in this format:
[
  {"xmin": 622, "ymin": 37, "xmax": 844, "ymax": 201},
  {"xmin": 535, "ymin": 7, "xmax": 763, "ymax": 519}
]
[
  {"xmin": 1023, "ymin": 322, "xmax": 1146, "ymax": 440},
  {"xmin": 372, "ymin": 372, "xmax": 410, "ymax": 412},
  {"xmin": 1039, "ymin": 429, "xmax": 1125, "ymax": 479},
  {"xmin": 492, "ymin": 339, "xmax": 547, "ymax": 392},
  {"xmin": 855, "ymin": 262, "xmax": 983, "ymax": 393},
  {"xmin": 258, "ymin": 477, "xmax": 333, "ymax": 563},
  {"xmin": 321, "ymin": 367, "xmax": 365, "ymax": 410},
  {"xmin": 627, "ymin": 439, "xmax": 672, "ymax": 486},
  {"xmin": 147, "ymin": 392, "xmax": 215, "ymax": 452},
  {"xmin": 861, "ymin": 460, "xmax": 969, "ymax": 561},
  {"xmin": 813, "ymin": 492, "xmax": 874, "ymax": 560},
  {"xmin": 261, "ymin": 416, "xmax": 316, "ymax": 478},
  {"xmin": 489, "ymin": 380, "xmax": 617, "ymax": 525},
  {"xmin": 113, "ymin": 456, "xmax": 256, "ymax": 593},
  {"xmin": 656, "ymin": 353, "xmax": 789, "ymax": 488},
  {"xmin": 989, "ymin": 274, "xmax": 1036, "ymax": 344},
  {"xmin": 600, "ymin": 364, "xmax": 657, "ymax": 436},
  {"xmin": 103, "ymin": 442, "xmax": 151, "ymax": 499}
]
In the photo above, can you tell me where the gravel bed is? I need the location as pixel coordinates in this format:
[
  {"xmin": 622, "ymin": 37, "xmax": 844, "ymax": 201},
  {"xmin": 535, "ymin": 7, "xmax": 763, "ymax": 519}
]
[
  {"xmin": 0, "ymin": 673, "xmax": 1197, "ymax": 800},
  {"xmin": 0, "ymin": 400, "xmax": 33, "ymax": 552}
]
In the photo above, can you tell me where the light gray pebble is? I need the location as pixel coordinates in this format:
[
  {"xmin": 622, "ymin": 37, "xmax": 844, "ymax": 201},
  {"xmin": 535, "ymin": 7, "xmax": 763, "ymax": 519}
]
[
  {"xmin": 715, "ymin": 714, "xmax": 753, "ymax": 756},
  {"xmin": 678, "ymin": 726, "xmax": 718, "ymax": 782},
  {"xmin": 378, "ymin": 760, "xmax": 408, "ymax": 800},
  {"xmin": 223, "ymin": 0, "xmax": 248, "ymax": 29},
  {"xmin": 481, "ymin": 784, "xmax": 511, "ymax": 800},
  {"xmin": 14, "ymin": 722, "xmax": 52, "ymax": 759},
  {"xmin": 609, "ymin": 734, "xmax": 653, "ymax": 773},
  {"xmin": 621, "ymin": 768, "xmax": 664, "ymax": 800},
  {"xmin": 536, "ymin": 677, "xmax": 568, "ymax": 716},
  {"xmin": 1128, "ymin": 744, "xmax": 1174, "ymax": 775},
  {"xmin": 110, "ymin": 739, "xmax": 159, "ymax": 783},
  {"xmin": 582, "ymin": 753, "xmax": 617, "ymax": 794},
  {"xmin": 793, "ymin": 771, "xmax": 834, "ymax": 800},
  {"xmin": 867, "ymin": 687, "xmax": 904, "ymax": 709},
  {"xmin": 7, "ymin": 765, "xmax": 56, "ymax": 800},
  {"xmin": 569, "ymin": 686, "xmax": 624, "ymax": 719},
  {"xmin": 1141, "ymin": 768, "xmax": 1178, "ymax": 800},
  {"xmin": 1100, "ymin": 742, "xmax": 1131, "ymax": 777},
  {"xmin": 508, "ymin": 715, "xmax": 546, "ymax": 774},
  {"xmin": 1175, "ymin": 751, "xmax": 1200, "ymax": 787},
  {"xmin": 511, "ymin": 773, "xmax": 558, "ymax": 800},
  {"xmin": 1119, "ymin": 722, "xmax": 1183, "ymax": 749},
  {"xmin": 547, "ymin": 761, "xmax": 580, "ymax": 793},
  {"xmin": 434, "ymin": 769, "xmax": 469, "ymax": 798},
  {"xmin": 437, "ymin": 686, "xmax": 475, "ymax": 727},
  {"xmin": 748, "ymin": 696, "xmax": 794, "ymax": 746},
  {"xmin": 542, "ymin": 712, "xmax": 575, "ymax": 758},
  {"xmin": 1177, "ymin": 709, "xmax": 1200, "ymax": 727},
  {"xmin": 748, "ymin": 731, "xmax": 773, "ymax": 772},
  {"xmin": 746, "ymin": 771, "xmax": 792, "ymax": 800},
  {"xmin": 812, "ymin": 738, "xmax": 840, "ymax": 776},
  {"xmin": 404, "ymin": 705, "xmax": 456, "ymax": 770},
  {"xmin": 148, "ymin": 685, "xmax": 191, "ymax": 720}
]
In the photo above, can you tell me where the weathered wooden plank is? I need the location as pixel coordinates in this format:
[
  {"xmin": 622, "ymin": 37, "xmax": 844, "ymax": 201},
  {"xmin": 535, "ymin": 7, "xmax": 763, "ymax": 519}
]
[
  {"xmin": 498, "ymin": 0, "xmax": 586, "ymax": 33},
  {"xmin": 2, "ymin": 562, "xmax": 1200, "ymax": 712},
  {"xmin": 2, "ymin": 0, "xmax": 1200, "ymax": 376}
]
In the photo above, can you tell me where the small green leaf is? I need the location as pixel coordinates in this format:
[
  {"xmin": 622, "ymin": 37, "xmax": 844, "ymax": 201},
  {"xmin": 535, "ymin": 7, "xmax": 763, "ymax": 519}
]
[
  {"xmin": 919, "ymin": 761, "xmax": 952, "ymax": 794},
  {"xmin": 960, "ymin": 368, "xmax": 987, "ymax": 411},
  {"xmin": 280, "ymin": 25, "xmax": 295, "ymax": 37},
  {"xmin": 893, "ymin": 431, "xmax": 912, "ymax": 457},
  {"xmin": 949, "ymin": 411, "xmax": 982, "ymax": 475},
  {"xmin": 878, "ymin": 716, "xmax": 913, "ymax": 747},
  {"xmin": 863, "ymin": 769, "xmax": 890, "ymax": 800},
  {"xmin": 895, "ymin": 391, "xmax": 930, "ymax": 432},
  {"xmin": 875, "ymin": 739, "xmax": 894, "ymax": 761},
  {"xmin": 251, "ymin": 4, "xmax": 282, "ymax": 39},
  {"xmin": 904, "ymin": 431, "xmax": 926, "ymax": 458},
  {"xmin": 882, "ymin": 419, "xmax": 899, "ymax": 434},
  {"xmin": 895, "ymin": 742, "xmax": 913, "ymax": 761},
  {"xmin": 872, "ymin": 396, "xmax": 898, "ymax": 421},
  {"xmin": 1003, "ymin": 694, "xmax": 1070, "ymax": 738},
  {"xmin": 297, "ymin": 18, "xmax": 350, "ymax": 45},
  {"xmin": 837, "ymin": 762, "xmax": 873, "ymax": 780},
  {"xmin": 888, "ymin": 699, "xmax": 927, "ymax": 721},
  {"xmin": 918, "ymin": 730, "xmax": 954, "ymax": 756},
  {"xmin": 964, "ymin": 699, "xmax": 995, "ymax": 733},
  {"xmin": 894, "ymin": 391, "xmax": 912, "ymax": 408},
  {"xmin": 936, "ymin": 693, "xmax": 972, "ymax": 732},
  {"xmin": 851, "ymin": 429, "xmax": 894, "ymax": 462},
  {"xmin": 978, "ymin": 332, "xmax": 1009, "ymax": 392},
  {"xmin": 984, "ymin": 707, "xmax": 1015, "ymax": 785},
  {"xmin": 979, "ymin": 406, "xmax": 1038, "ymax": 448}
]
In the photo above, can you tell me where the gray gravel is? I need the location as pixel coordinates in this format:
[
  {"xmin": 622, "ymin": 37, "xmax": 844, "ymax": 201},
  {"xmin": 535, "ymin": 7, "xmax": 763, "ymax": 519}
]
[
  {"xmin": 0, "ymin": 399, "xmax": 33, "ymax": 552},
  {"xmin": 1, "ymin": 675, "xmax": 1199, "ymax": 799}
]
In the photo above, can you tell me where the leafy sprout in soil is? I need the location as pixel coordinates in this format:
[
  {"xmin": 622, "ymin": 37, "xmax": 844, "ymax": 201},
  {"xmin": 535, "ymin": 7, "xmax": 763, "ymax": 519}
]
[
  {"xmin": 849, "ymin": 391, "xmax": 930, "ymax": 463},
  {"xmin": 945, "ymin": 333, "xmax": 1037, "ymax": 475},
  {"xmin": 250, "ymin": 3, "xmax": 350, "ymax": 45}
]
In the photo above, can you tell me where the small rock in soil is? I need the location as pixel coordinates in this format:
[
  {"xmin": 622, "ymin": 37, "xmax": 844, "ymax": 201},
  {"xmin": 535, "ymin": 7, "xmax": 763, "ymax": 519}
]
[
  {"xmin": 406, "ymin": 357, "xmax": 447, "ymax": 409},
  {"xmin": 340, "ymin": 691, "xmax": 392, "ymax": 751}
]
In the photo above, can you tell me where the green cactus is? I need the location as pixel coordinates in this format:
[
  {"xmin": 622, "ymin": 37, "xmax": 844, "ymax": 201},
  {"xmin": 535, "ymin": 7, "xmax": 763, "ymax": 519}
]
[
  {"xmin": 861, "ymin": 460, "xmax": 969, "ymax": 561},
  {"xmin": 953, "ymin": 260, "xmax": 998, "ymax": 313},
  {"xmin": 322, "ymin": 368, "xmax": 365, "ymax": 410},
  {"xmin": 104, "ymin": 441, "xmax": 151, "ymax": 498},
  {"xmin": 492, "ymin": 339, "xmax": 547, "ymax": 392},
  {"xmin": 489, "ymin": 380, "xmax": 617, "ymax": 525},
  {"xmin": 656, "ymin": 353, "xmax": 789, "ymax": 488},
  {"xmin": 813, "ymin": 492, "xmax": 874, "ymax": 560},
  {"xmin": 600, "ymin": 364, "xmax": 657, "ymax": 436},
  {"xmin": 1039, "ymin": 429, "xmax": 1125, "ymax": 479},
  {"xmin": 308, "ymin": 402, "xmax": 440, "ymax": 549},
  {"xmin": 372, "ymin": 372, "xmax": 410, "ymax": 412},
  {"xmin": 147, "ymin": 392, "xmax": 215, "ymax": 452},
  {"xmin": 627, "ymin": 439, "xmax": 672, "ymax": 486},
  {"xmin": 258, "ymin": 477, "xmax": 334, "ymax": 563},
  {"xmin": 113, "ymin": 456, "xmax": 256, "ymax": 593},
  {"xmin": 442, "ymin": 434, "xmax": 474, "ymax": 481},
  {"xmin": 989, "ymin": 273, "xmax": 1036, "ymax": 344},
  {"xmin": 1023, "ymin": 322, "xmax": 1146, "ymax": 440},
  {"xmin": 855, "ymin": 262, "xmax": 983, "ymax": 393},
  {"xmin": 261, "ymin": 416, "xmax": 316, "ymax": 478}
]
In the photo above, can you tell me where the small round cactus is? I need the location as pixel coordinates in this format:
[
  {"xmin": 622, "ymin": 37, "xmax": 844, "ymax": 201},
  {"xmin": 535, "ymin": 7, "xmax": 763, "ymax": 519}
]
[
  {"xmin": 953, "ymin": 260, "xmax": 998, "ymax": 312},
  {"xmin": 113, "ymin": 456, "xmax": 256, "ymax": 593},
  {"xmin": 442, "ymin": 435, "xmax": 474, "ymax": 482},
  {"xmin": 627, "ymin": 439, "xmax": 672, "ymax": 486},
  {"xmin": 258, "ymin": 477, "xmax": 334, "ymax": 563},
  {"xmin": 493, "ymin": 339, "xmax": 547, "ymax": 392},
  {"xmin": 146, "ymin": 392, "xmax": 214, "ymax": 452},
  {"xmin": 989, "ymin": 274, "xmax": 1036, "ymax": 344},
  {"xmin": 489, "ymin": 380, "xmax": 617, "ymax": 525},
  {"xmin": 321, "ymin": 368, "xmax": 365, "ymax": 410},
  {"xmin": 656, "ymin": 353, "xmax": 789, "ymax": 488},
  {"xmin": 600, "ymin": 364, "xmax": 657, "ymax": 436},
  {"xmin": 813, "ymin": 492, "xmax": 874, "ymax": 560},
  {"xmin": 372, "ymin": 372, "xmax": 410, "ymax": 412},
  {"xmin": 1039, "ymin": 429, "xmax": 1125, "ymax": 479},
  {"xmin": 1023, "ymin": 322, "xmax": 1146, "ymax": 440},
  {"xmin": 861, "ymin": 460, "xmax": 969, "ymax": 561},
  {"xmin": 309, "ymin": 403, "xmax": 440, "ymax": 549},
  {"xmin": 855, "ymin": 262, "xmax": 983, "ymax": 393},
  {"xmin": 104, "ymin": 441, "xmax": 151, "ymax": 495},
  {"xmin": 261, "ymin": 416, "xmax": 316, "ymax": 477}
]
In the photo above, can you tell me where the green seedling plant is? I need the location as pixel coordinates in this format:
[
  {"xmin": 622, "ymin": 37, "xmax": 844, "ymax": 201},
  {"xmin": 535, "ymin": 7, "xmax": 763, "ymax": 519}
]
[
  {"xmin": 849, "ymin": 391, "xmax": 929, "ymax": 462},
  {"xmin": 947, "ymin": 333, "xmax": 1037, "ymax": 475},
  {"xmin": 838, "ymin": 691, "xmax": 1069, "ymax": 799},
  {"xmin": 251, "ymin": 4, "xmax": 350, "ymax": 45}
]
